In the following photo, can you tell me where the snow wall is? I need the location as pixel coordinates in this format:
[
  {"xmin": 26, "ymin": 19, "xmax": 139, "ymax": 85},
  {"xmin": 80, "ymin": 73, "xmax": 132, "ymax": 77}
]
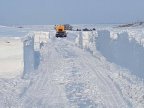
[
  {"xmin": 0, "ymin": 38, "xmax": 24, "ymax": 78},
  {"xmin": 0, "ymin": 36, "xmax": 35, "ymax": 78},
  {"xmin": 23, "ymin": 36, "xmax": 34, "ymax": 75},
  {"xmin": 96, "ymin": 30, "xmax": 144, "ymax": 79},
  {"xmin": 33, "ymin": 31, "xmax": 54, "ymax": 70},
  {"xmin": 74, "ymin": 30, "xmax": 144, "ymax": 79},
  {"xmin": 33, "ymin": 31, "xmax": 50, "ymax": 50},
  {"xmin": 75, "ymin": 31, "xmax": 96, "ymax": 52}
]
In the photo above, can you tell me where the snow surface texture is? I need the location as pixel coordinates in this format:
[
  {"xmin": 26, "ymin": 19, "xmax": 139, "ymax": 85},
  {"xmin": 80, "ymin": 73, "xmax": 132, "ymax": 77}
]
[
  {"xmin": 23, "ymin": 36, "xmax": 35, "ymax": 75},
  {"xmin": 0, "ymin": 36, "xmax": 35, "ymax": 78},
  {"xmin": 0, "ymin": 26, "xmax": 30, "ymax": 37},
  {"xmin": 0, "ymin": 25, "xmax": 144, "ymax": 108},
  {"xmin": 96, "ymin": 30, "xmax": 144, "ymax": 79},
  {"xmin": 33, "ymin": 31, "xmax": 50, "ymax": 50},
  {"xmin": 0, "ymin": 26, "xmax": 35, "ymax": 78},
  {"xmin": 75, "ymin": 28, "xmax": 144, "ymax": 79},
  {"xmin": 0, "ymin": 38, "xmax": 23, "ymax": 78},
  {"xmin": 74, "ymin": 31, "xmax": 144, "ymax": 107}
]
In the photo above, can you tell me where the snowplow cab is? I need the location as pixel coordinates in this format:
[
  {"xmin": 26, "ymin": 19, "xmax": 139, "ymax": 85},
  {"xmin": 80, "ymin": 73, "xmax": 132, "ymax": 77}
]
[
  {"xmin": 55, "ymin": 25, "xmax": 67, "ymax": 38},
  {"xmin": 56, "ymin": 25, "xmax": 65, "ymax": 32}
]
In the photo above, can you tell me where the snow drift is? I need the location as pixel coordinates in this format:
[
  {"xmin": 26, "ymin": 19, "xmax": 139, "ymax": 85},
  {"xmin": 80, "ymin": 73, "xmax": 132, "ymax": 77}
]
[
  {"xmin": 0, "ymin": 26, "xmax": 35, "ymax": 78},
  {"xmin": 0, "ymin": 25, "xmax": 144, "ymax": 108},
  {"xmin": 96, "ymin": 30, "xmax": 144, "ymax": 79},
  {"xmin": 74, "ymin": 30, "xmax": 144, "ymax": 79},
  {"xmin": 23, "ymin": 36, "xmax": 35, "ymax": 75},
  {"xmin": 33, "ymin": 31, "xmax": 50, "ymax": 50},
  {"xmin": 0, "ymin": 37, "xmax": 24, "ymax": 78}
]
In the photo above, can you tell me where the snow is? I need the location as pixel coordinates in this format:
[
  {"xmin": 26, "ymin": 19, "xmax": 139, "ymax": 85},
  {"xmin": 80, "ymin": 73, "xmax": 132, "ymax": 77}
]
[
  {"xmin": 73, "ymin": 27, "xmax": 144, "ymax": 79},
  {"xmin": 0, "ymin": 25, "xmax": 144, "ymax": 108},
  {"xmin": 33, "ymin": 31, "xmax": 50, "ymax": 50},
  {"xmin": 0, "ymin": 26, "xmax": 29, "ymax": 37},
  {"xmin": 109, "ymin": 28, "xmax": 144, "ymax": 46},
  {"xmin": 72, "ymin": 30, "xmax": 144, "ymax": 107},
  {"xmin": 23, "ymin": 36, "xmax": 35, "ymax": 74},
  {"xmin": 0, "ymin": 26, "xmax": 35, "ymax": 78},
  {"xmin": 95, "ymin": 29, "xmax": 144, "ymax": 79},
  {"xmin": 0, "ymin": 38, "xmax": 24, "ymax": 78},
  {"xmin": 14, "ymin": 25, "xmax": 55, "ymax": 31}
]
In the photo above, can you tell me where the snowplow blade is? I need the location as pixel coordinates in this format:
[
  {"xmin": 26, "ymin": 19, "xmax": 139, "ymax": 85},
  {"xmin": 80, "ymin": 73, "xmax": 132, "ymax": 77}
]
[{"xmin": 56, "ymin": 32, "xmax": 67, "ymax": 38}]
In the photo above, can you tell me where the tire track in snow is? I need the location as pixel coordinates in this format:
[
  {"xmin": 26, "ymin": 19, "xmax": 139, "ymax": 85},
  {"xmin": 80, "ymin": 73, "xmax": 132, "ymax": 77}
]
[
  {"xmin": 59, "ymin": 39, "xmax": 129, "ymax": 107},
  {"xmin": 54, "ymin": 40, "xmax": 99, "ymax": 107},
  {"xmin": 72, "ymin": 42, "xmax": 129, "ymax": 108},
  {"xmin": 54, "ymin": 42, "xmax": 99, "ymax": 108},
  {"xmin": 63, "ymin": 46, "xmax": 112, "ymax": 107},
  {"xmin": 20, "ymin": 42, "xmax": 71, "ymax": 108},
  {"xmin": 19, "ymin": 38, "xmax": 129, "ymax": 108}
]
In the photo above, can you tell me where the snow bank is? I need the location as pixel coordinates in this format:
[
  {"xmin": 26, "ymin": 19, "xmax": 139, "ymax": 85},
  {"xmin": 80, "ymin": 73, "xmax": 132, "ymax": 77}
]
[
  {"xmin": 0, "ymin": 36, "xmax": 35, "ymax": 78},
  {"xmin": 0, "ymin": 26, "xmax": 35, "ymax": 78},
  {"xmin": 67, "ymin": 31, "xmax": 80, "ymax": 42},
  {"xmin": 75, "ymin": 31, "xmax": 97, "ymax": 54},
  {"xmin": 73, "ymin": 30, "xmax": 144, "ymax": 106},
  {"xmin": 96, "ymin": 30, "xmax": 144, "ymax": 79},
  {"xmin": 74, "ymin": 29, "xmax": 144, "ymax": 79},
  {"xmin": 33, "ymin": 31, "xmax": 50, "ymax": 50},
  {"xmin": 0, "ymin": 38, "xmax": 24, "ymax": 78},
  {"xmin": 23, "ymin": 36, "xmax": 35, "ymax": 75},
  {"xmin": 48, "ymin": 31, "xmax": 57, "ymax": 41}
]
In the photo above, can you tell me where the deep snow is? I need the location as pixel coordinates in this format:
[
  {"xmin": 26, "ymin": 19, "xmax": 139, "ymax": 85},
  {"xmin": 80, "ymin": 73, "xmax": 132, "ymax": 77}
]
[
  {"xmin": 96, "ymin": 30, "xmax": 144, "ymax": 78},
  {"xmin": 0, "ymin": 25, "xmax": 144, "ymax": 108},
  {"xmin": 0, "ymin": 26, "xmax": 35, "ymax": 78},
  {"xmin": 0, "ymin": 37, "xmax": 24, "ymax": 78}
]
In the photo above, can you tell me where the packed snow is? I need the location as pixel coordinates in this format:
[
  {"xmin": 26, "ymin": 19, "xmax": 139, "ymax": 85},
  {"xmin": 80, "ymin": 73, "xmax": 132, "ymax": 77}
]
[
  {"xmin": 33, "ymin": 31, "xmax": 50, "ymax": 50},
  {"xmin": 0, "ymin": 25, "xmax": 144, "ymax": 108},
  {"xmin": 0, "ymin": 37, "xmax": 23, "ymax": 78}
]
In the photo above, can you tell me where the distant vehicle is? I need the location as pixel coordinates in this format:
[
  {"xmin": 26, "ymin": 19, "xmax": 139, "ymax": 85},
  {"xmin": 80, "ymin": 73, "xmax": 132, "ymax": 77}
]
[
  {"xmin": 17, "ymin": 26, "xmax": 23, "ymax": 28},
  {"xmin": 55, "ymin": 25, "xmax": 67, "ymax": 38},
  {"xmin": 64, "ymin": 24, "xmax": 73, "ymax": 30},
  {"xmin": 82, "ymin": 28, "xmax": 96, "ymax": 31},
  {"xmin": 76, "ymin": 29, "xmax": 81, "ymax": 31},
  {"xmin": 93, "ymin": 28, "xmax": 96, "ymax": 31},
  {"xmin": 83, "ymin": 28, "xmax": 90, "ymax": 31}
]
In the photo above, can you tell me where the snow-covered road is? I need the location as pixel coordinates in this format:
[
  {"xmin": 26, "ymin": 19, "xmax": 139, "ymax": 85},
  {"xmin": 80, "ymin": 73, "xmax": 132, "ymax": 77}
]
[
  {"xmin": 19, "ymin": 38, "xmax": 130, "ymax": 108},
  {"xmin": 0, "ymin": 26, "xmax": 144, "ymax": 108}
]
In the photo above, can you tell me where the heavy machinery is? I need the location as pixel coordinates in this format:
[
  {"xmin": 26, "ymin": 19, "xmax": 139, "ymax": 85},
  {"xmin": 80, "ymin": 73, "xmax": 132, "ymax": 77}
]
[
  {"xmin": 64, "ymin": 24, "xmax": 73, "ymax": 30},
  {"xmin": 55, "ymin": 25, "xmax": 67, "ymax": 38}
]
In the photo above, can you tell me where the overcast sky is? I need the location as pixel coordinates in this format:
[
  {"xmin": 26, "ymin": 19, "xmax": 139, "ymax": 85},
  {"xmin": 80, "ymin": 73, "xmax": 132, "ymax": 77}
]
[{"xmin": 0, "ymin": 0, "xmax": 144, "ymax": 25}]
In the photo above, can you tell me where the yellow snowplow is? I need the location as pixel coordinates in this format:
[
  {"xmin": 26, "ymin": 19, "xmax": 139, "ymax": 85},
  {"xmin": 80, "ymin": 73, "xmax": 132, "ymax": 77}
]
[{"xmin": 55, "ymin": 25, "xmax": 67, "ymax": 38}]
